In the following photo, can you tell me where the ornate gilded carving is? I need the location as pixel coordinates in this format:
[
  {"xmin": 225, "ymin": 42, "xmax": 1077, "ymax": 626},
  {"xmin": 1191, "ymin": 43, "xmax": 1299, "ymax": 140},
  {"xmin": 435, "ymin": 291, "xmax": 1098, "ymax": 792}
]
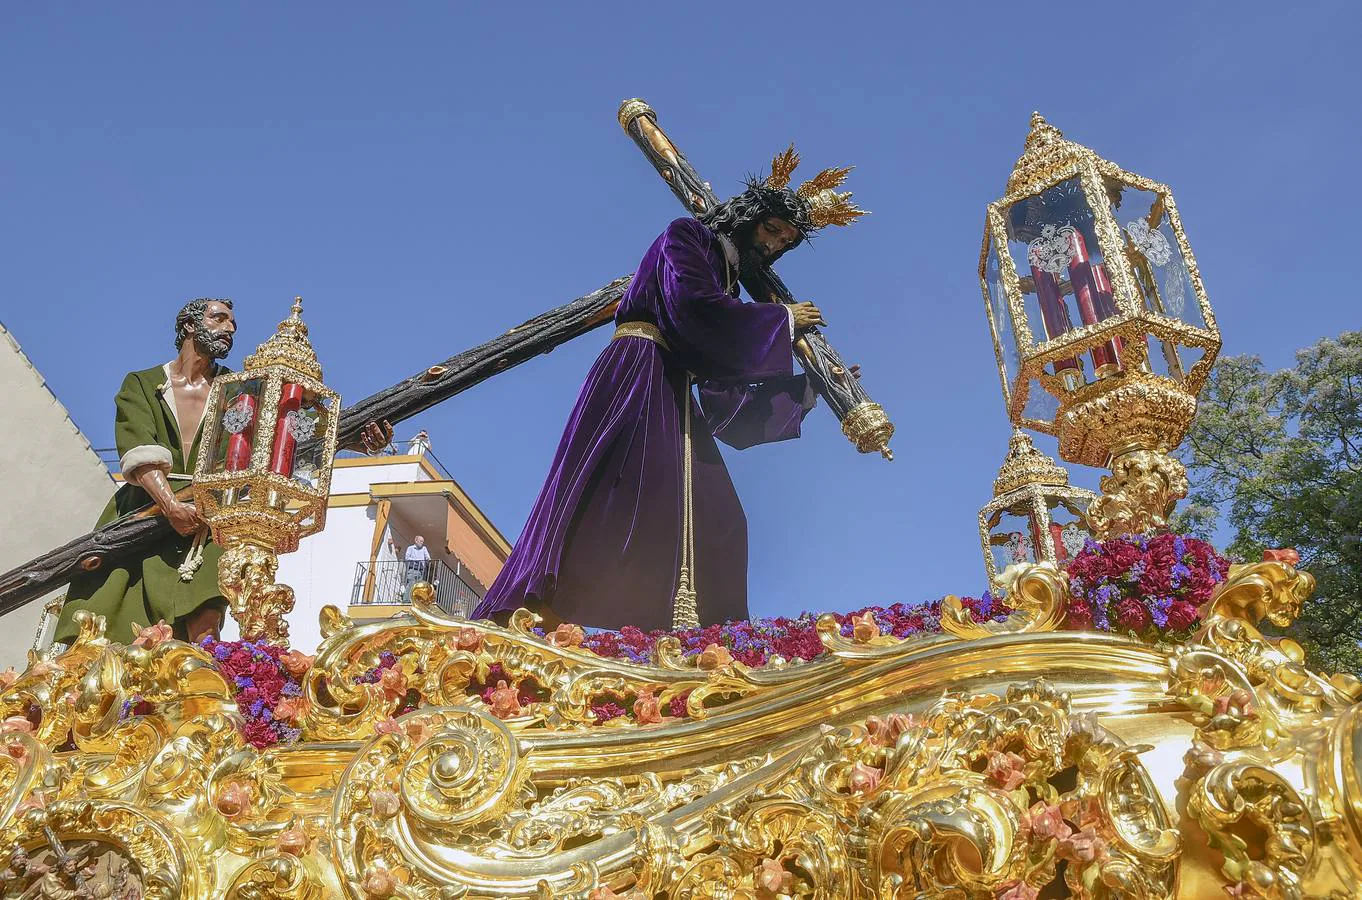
[
  {"xmin": 3, "ymin": 564, "xmax": 1362, "ymax": 896},
  {"xmin": 217, "ymin": 541, "xmax": 296, "ymax": 646},
  {"xmin": 840, "ymin": 400, "xmax": 895, "ymax": 460},
  {"xmin": 1087, "ymin": 444, "xmax": 1190, "ymax": 539}
]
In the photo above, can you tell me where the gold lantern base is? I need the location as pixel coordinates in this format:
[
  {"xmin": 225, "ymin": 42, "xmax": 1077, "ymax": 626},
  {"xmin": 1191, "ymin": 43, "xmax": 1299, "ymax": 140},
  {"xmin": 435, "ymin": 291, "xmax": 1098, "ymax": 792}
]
[
  {"xmin": 217, "ymin": 537, "xmax": 296, "ymax": 646},
  {"xmin": 1051, "ymin": 370, "xmax": 1196, "ymax": 539},
  {"xmin": 1088, "ymin": 442, "xmax": 1190, "ymax": 540}
]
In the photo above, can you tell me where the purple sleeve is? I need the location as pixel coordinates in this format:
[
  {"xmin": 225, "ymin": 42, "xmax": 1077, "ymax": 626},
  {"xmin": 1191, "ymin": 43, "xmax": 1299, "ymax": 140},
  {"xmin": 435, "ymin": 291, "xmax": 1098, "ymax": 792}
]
[
  {"xmin": 698, "ymin": 376, "xmax": 817, "ymax": 450},
  {"xmin": 659, "ymin": 219, "xmax": 794, "ymax": 382}
]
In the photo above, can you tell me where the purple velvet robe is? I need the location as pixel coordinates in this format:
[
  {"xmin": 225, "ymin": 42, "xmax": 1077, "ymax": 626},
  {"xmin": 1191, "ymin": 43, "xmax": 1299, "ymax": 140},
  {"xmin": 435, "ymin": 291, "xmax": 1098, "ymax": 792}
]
[{"xmin": 472, "ymin": 218, "xmax": 815, "ymax": 630}]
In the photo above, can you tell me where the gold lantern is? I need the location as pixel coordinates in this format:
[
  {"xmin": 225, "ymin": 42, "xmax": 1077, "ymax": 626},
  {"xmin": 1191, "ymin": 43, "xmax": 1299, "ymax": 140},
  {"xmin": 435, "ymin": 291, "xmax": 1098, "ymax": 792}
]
[
  {"xmin": 979, "ymin": 429, "xmax": 1096, "ymax": 591},
  {"xmin": 192, "ymin": 297, "xmax": 340, "ymax": 645},
  {"xmin": 980, "ymin": 113, "xmax": 1220, "ymax": 538}
]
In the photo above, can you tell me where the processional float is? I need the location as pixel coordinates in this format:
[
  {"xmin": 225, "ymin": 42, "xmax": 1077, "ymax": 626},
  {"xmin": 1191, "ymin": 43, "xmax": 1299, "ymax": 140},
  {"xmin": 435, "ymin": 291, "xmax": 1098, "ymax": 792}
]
[{"xmin": 3, "ymin": 111, "xmax": 1362, "ymax": 899}]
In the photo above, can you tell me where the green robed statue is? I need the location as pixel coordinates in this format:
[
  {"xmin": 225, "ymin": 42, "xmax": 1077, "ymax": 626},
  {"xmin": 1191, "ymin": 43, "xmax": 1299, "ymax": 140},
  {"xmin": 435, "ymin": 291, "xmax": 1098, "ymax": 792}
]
[{"xmin": 55, "ymin": 299, "xmax": 391, "ymax": 646}]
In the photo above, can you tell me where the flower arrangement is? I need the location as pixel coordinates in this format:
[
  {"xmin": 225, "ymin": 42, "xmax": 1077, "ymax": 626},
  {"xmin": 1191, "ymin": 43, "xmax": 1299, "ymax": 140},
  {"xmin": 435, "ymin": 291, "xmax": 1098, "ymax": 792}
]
[
  {"xmin": 560, "ymin": 596, "xmax": 1006, "ymax": 669},
  {"xmin": 175, "ymin": 536, "xmax": 1226, "ymax": 747},
  {"xmin": 199, "ymin": 637, "xmax": 312, "ymax": 748},
  {"xmin": 1064, "ymin": 533, "xmax": 1228, "ymax": 638}
]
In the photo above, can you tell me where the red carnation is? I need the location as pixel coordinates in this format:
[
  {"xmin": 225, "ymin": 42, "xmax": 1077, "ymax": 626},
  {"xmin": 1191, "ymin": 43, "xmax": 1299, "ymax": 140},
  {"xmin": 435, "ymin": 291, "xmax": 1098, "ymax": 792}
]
[
  {"xmin": 242, "ymin": 718, "xmax": 278, "ymax": 749},
  {"xmin": 1114, "ymin": 598, "xmax": 1151, "ymax": 631},
  {"xmin": 1065, "ymin": 601, "xmax": 1095, "ymax": 631},
  {"xmin": 1166, "ymin": 600, "xmax": 1200, "ymax": 632}
]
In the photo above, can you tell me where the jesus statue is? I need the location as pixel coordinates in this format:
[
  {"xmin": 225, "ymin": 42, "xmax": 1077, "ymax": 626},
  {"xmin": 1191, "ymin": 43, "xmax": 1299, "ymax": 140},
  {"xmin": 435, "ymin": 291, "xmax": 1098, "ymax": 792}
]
[{"xmin": 472, "ymin": 149, "xmax": 862, "ymax": 631}]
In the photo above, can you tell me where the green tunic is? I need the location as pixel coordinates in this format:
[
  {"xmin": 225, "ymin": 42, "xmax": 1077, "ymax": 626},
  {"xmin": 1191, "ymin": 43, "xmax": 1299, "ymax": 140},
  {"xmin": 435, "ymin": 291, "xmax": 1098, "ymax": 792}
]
[{"xmin": 55, "ymin": 363, "xmax": 229, "ymax": 645}]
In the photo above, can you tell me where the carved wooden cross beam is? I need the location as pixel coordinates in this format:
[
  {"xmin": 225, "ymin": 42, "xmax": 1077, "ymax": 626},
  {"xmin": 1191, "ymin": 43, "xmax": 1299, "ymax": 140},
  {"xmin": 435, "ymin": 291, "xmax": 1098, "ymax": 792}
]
[{"xmin": 618, "ymin": 98, "xmax": 894, "ymax": 461}]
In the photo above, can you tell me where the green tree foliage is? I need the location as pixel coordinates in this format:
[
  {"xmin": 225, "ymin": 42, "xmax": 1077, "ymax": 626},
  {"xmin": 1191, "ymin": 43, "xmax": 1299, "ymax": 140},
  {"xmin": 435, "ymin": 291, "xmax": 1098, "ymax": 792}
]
[{"xmin": 1176, "ymin": 331, "xmax": 1362, "ymax": 674}]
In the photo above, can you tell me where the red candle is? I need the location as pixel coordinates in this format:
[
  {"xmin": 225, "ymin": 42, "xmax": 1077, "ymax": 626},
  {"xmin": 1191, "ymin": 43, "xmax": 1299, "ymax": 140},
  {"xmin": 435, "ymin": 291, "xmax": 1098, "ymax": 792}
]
[
  {"xmin": 269, "ymin": 383, "xmax": 305, "ymax": 476},
  {"xmin": 1029, "ymin": 265, "xmax": 1081, "ymax": 376},
  {"xmin": 223, "ymin": 393, "xmax": 257, "ymax": 472},
  {"xmin": 1066, "ymin": 232, "xmax": 1122, "ymax": 375}
]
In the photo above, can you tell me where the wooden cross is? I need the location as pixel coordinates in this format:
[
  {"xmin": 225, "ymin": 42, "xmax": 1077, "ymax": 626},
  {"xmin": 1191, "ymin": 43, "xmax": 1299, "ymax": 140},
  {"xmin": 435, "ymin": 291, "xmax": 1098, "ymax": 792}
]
[{"xmin": 618, "ymin": 98, "xmax": 894, "ymax": 461}]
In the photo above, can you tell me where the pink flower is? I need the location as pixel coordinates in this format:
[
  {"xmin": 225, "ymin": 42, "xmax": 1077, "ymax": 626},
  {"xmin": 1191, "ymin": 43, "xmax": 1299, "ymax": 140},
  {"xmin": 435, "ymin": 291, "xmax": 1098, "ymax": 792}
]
[
  {"xmin": 489, "ymin": 680, "xmax": 522, "ymax": 719},
  {"xmin": 1183, "ymin": 739, "xmax": 1225, "ymax": 773},
  {"xmin": 379, "ymin": 666, "xmax": 408, "ymax": 701},
  {"xmin": 997, "ymin": 881, "xmax": 1040, "ymax": 900},
  {"xmin": 361, "ymin": 867, "xmax": 397, "ymax": 898},
  {"xmin": 273, "ymin": 696, "xmax": 307, "ymax": 724},
  {"xmin": 2, "ymin": 716, "xmax": 34, "ymax": 734},
  {"xmin": 851, "ymin": 611, "xmax": 879, "ymax": 643},
  {"xmin": 4, "ymin": 738, "xmax": 29, "ymax": 764},
  {"xmin": 548, "ymin": 623, "xmax": 586, "ymax": 648},
  {"xmin": 588, "ymin": 888, "xmax": 646, "ymax": 900},
  {"xmin": 455, "ymin": 627, "xmax": 483, "ymax": 652},
  {"xmin": 1058, "ymin": 827, "xmax": 1108, "ymax": 864},
  {"xmin": 849, "ymin": 762, "xmax": 883, "ymax": 794},
  {"xmin": 866, "ymin": 713, "xmax": 915, "ymax": 746},
  {"xmin": 375, "ymin": 717, "xmax": 403, "ymax": 736},
  {"xmin": 215, "ymin": 781, "xmax": 255, "ymax": 819},
  {"xmin": 403, "ymin": 718, "xmax": 435, "ymax": 745},
  {"xmin": 369, "ymin": 788, "xmax": 401, "ymax": 819},
  {"xmin": 1224, "ymin": 882, "xmax": 1261, "ymax": 897},
  {"xmin": 130, "ymin": 619, "xmax": 173, "ymax": 649},
  {"xmin": 697, "ymin": 643, "xmax": 733, "ymax": 671},
  {"xmin": 15, "ymin": 791, "xmax": 49, "ymax": 816},
  {"xmin": 984, "ymin": 750, "xmax": 1027, "ymax": 791},
  {"xmin": 0, "ymin": 667, "xmax": 19, "ymax": 689},
  {"xmin": 28, "ymin": 660, "xmax": 63, "ymax": 679},
  {"xmin": 1262, "ymin": 548, "xmax": 1300, "ymax": 566},
  {"xmin": 632, "ymin": 690, "xmax": 663, "ymax": 725},
  {"xmin": 1021, "ymin": 802, "xmax": 1071, "ymax": 842},
  {"xmin": 280, "ymin": 650, "xmax": 315, "ymax": 678},
  {"xmin": 754, "ymin": 858, "xmax": 794, "ymax": 896},
  {"xmin": 275, "ymin": 824, "xmax": 312, "ymax": 857}
]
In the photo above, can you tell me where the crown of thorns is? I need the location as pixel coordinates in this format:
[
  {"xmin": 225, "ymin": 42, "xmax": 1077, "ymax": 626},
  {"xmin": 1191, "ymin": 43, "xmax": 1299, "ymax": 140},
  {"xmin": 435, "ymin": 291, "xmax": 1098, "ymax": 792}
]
[{"xmin": 746, "ymin": 145, "xmax": 867, "ymax": 236}]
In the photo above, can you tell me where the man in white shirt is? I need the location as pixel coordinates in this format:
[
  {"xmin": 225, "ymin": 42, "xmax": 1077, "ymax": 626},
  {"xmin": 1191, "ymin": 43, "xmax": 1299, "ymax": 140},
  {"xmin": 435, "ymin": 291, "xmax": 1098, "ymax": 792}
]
[{"xmin": 403, "ymin": 535, "xmax": 432, "ymax": 588}]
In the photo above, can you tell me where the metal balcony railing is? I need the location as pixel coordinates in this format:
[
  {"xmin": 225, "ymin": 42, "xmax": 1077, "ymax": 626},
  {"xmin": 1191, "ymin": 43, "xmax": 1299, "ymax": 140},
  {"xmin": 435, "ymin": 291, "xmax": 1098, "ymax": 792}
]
[{"xmin": 351, "ymin": 558, "xmax": 481, "ymax": 618}]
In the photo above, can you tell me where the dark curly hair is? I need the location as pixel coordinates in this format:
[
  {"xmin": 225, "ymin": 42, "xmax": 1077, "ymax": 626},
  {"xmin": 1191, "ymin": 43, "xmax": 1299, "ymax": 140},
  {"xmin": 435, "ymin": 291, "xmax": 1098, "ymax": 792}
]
[
  {"xmin": 175, "ymin": 297, "xmax": 233, "ymax": 350},
  {"xmin": 699, "ymin": 180, "xmax": 814, "ymax": 259}
]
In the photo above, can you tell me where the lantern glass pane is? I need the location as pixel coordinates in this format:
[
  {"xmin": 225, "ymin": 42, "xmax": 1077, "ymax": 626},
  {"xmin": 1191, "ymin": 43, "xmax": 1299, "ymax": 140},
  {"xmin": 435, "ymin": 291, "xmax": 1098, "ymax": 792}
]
[
  {"xmin": 1142, "ymin": 335, "xmax": 1189, "ymax": 383},
  {"xmin": 1021, "ymin": 376, "xmax": 1058, "ymax": 422},
  {"xmin": 989, "ymin": 508, "xmax": 1039, "ymax": 574},
  {"xmin": 1045, "ymin": 497, "xmax": 1091, "ymax": 566},
  {"xmin": 984, "ymin": 239, "xmax": 1020, "ymax": 387},
  {"xmin": 1005, "ymin": 178, "xmax": 1121, "ymax": 366},
  {"xmin": 208, "ymin": 378, "xmax": 265, "ymax": 474},
  {"xmin": 288, "ymin": 391, "xmax": 335, "ymax": 489},
  {"xmin": 1109, "ymin": 182, "xmax": 1204, "ymax": 330}
]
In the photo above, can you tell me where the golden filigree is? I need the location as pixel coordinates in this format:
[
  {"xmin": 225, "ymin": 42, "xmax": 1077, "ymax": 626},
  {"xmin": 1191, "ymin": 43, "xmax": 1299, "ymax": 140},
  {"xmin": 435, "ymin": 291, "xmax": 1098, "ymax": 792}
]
[
  {"xmin": 1087, "ymin": 444, "xmax": 1190, "ymax": 539},
  {"xmin": 218, "ymin": 541, "xmax": 298, "ymax": 646},
  {"xmin": 1188, "ymin": 763, "xmax": 1315, "ymax": 899},
  {"xmin": 942, "ymin": 562, "xmax": 1069, "ymax": 638}
]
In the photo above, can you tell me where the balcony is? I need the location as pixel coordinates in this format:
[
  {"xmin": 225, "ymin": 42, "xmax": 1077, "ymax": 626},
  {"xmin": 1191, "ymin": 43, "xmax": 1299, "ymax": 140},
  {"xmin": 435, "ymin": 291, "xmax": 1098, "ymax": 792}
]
[{"xmin": 350, "ymin": 558, "xmax": 481, "ymax": 619}]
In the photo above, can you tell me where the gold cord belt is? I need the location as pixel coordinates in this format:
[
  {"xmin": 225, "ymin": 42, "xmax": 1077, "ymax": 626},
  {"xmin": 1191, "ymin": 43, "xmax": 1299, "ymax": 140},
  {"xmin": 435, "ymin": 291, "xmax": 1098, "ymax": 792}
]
[{"xmin": 612, "ymin": 321, "xmax": 671, "ymax": 352}]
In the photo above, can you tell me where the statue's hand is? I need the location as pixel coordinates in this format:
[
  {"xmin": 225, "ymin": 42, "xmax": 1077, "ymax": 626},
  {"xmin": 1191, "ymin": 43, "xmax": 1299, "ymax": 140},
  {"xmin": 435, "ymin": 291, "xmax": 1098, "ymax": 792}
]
[
  {"xmin": 358, "ymin": 419, "xmax": 394, "ymax": 456},
  {"xmin": 791, "ymin": 301, "xmax": 826, "ymax": 330},
  {"xmin": 164, "ymin": 499, "xmax": 205, "ymax": 536}
]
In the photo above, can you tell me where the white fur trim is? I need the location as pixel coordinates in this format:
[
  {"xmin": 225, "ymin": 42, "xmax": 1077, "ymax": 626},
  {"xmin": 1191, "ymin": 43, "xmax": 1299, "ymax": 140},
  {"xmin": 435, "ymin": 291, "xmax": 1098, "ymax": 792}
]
[
  {"xmin": 786, "ymin": 306, "xmax": 795, "ymax": 341},
  {"xmin": 120, "ymin": 444, "xmax": 173, "ymax": 478}
]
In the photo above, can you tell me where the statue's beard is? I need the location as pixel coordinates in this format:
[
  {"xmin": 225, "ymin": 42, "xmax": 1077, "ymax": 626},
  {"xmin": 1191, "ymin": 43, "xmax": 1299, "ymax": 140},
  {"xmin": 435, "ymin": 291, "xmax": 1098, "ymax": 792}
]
[{"xmin": 193, "ymin": 323, "xmax": 233, "ymax": 359}]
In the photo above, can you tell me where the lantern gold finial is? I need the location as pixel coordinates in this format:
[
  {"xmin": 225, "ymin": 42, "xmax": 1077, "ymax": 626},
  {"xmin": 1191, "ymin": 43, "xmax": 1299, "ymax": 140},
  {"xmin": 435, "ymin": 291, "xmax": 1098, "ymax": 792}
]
[
  {"xmin": 245, "ymin": 295, "xmax": 323, "ymax": 380},
  {"xmin": 1005, "ymin": 111, "xmax": 1095, "ymax": 195},
  {"xmin": 993, "ymin": 429, "xmax": 1070, "ymax": 496}
]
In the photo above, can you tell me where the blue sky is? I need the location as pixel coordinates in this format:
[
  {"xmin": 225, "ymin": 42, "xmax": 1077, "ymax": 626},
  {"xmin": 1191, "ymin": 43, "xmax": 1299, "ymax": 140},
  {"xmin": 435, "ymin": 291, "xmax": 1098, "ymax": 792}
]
[{"xmin": 3, "ymin": 3, "xmax": 1358, "ymax": 620}]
